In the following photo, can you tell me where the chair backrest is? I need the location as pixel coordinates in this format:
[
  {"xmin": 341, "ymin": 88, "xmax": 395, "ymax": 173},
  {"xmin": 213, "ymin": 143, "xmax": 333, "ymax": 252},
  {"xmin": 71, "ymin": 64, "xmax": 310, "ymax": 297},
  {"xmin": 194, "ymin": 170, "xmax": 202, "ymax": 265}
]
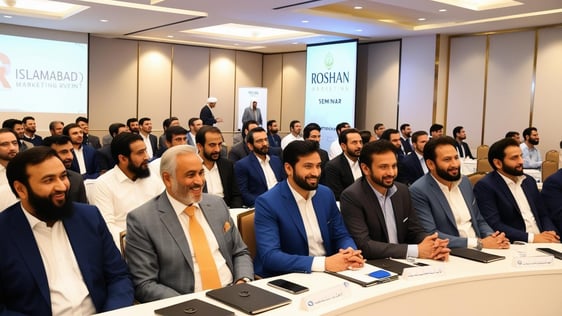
[
  {"xmin": 542, "ymin": 160, "xmax": 558, "ymax": 182},
  {"xmin": 476, "ymin": 158, "xmax": 493, "ymax": 173},
  {"xmin": 119, "ymin": 230, "xmax": 127, "ymax": 260},
  {"xmin": 237, "ymin": 209, "xmax": 256, "ymax": 259},
  {"xmin": 545, "ymin": 150, "xmax": 559, "ymax": 163},
  {"xmin": 477, "ymin": 145, "xmax": 489, "ymax": 159},
  {"xmin": 467, "ymin": 172, "xmax": 487, "ymax": 187}
]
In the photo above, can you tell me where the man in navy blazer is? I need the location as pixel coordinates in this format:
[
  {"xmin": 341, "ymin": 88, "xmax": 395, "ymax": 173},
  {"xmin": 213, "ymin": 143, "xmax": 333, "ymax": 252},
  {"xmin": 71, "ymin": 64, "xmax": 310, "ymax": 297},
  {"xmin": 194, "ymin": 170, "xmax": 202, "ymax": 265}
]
[
  {"xmin": 542, "ymin": 169, "xmax": 562, "ymax": 233},
  {"xmin": 474, "ymin": 137, "xmax": 559, "ymax": 243},
  {"xmin": 254, "ymin": 140, "xmax": 364, "ymax": 277},
  {"xmin": 64, "ymin": 123, "xmax": 100, "ymax": 179},
  {"xmin": 234, "ymin": 127, "xmax": 285, "ymax": 207},
  {"xmin": 0, "ymin": 147, "xmax": 133, "ymax": 315},
  {"xmin": 396, "ymin": 130, "xmax": 428, "ymax": 186},
  {"xmin": 452, "ymin": 126, "xmax": 475, "ymax": 159},
  {"xmin": 410, "ymin": 136, "xmax": 510, "ymax": 249}
]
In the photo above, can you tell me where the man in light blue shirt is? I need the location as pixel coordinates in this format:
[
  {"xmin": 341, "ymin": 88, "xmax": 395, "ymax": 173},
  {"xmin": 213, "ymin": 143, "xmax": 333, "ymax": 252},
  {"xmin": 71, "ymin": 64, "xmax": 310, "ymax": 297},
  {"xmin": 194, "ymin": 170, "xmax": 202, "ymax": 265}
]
[{"xmin": 520, "ymin": 127, "xmax": 541, "ymax": 169}]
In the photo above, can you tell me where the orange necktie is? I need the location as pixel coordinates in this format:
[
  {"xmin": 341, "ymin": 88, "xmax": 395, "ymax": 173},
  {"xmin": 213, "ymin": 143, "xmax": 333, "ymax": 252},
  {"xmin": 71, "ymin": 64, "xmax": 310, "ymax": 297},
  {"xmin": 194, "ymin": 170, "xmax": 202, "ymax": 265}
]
[{"xmin": 184, "ymin": 205, "xmax": 221, "ymax": 290}]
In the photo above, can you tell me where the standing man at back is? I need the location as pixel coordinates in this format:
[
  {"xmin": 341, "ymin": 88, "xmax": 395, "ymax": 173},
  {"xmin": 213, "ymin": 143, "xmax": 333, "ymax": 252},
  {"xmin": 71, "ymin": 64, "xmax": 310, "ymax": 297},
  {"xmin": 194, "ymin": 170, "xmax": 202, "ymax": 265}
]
[
  {"xmin": 200, "ymin": 97, "xmax": 223, "ymax": 126},
  {"xmin": 452, "ymin": 126, "xmax": 474, "ymax": 159},
  {"xmin": 400, "ymin": 123, "xmax": 413, "ymax": 154},
  {"xmin": 241, "ymin": 100, "xmax": 263, "ymax": 126}
]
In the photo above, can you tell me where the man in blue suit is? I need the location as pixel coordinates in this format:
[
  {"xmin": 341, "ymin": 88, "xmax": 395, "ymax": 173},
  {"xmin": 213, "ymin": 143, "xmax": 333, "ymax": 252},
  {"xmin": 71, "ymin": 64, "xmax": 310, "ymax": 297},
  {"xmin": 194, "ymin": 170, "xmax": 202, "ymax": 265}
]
[
  {"xmin": 234, "ymin": 127, "xmax": 285, "ymax": 207},
  {"xmin": 64, "ymin": 123, "xmax": 100, "ymax": 179},
  {"xmin": 396, "ymin": 130, "xmax": 429, "ymax": 186},
  {"xmin": 474, "ymin": 137, "xmax": 559, "ymax": 243},
  {"xmin": 0, "ymin": 146, "xmax": 133, "ymax": 315},
  {"xmin": 410, "ymin": 136, "xmax": 510, "ymax": 249},
  {"xmin": 254, "ymin": 140, "xmax": 364, "ymax": 278},
  {"xmin": 542, "ymin": 169, "xmax": 562, "ymax": 233}
]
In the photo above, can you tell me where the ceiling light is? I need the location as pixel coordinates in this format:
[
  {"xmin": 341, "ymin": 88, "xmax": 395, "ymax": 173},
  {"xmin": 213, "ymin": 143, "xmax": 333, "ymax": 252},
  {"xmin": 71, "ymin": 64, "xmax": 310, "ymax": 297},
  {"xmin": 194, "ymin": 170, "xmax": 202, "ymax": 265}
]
[
  {"xmin": 100, "ymin": 19, "xmax": 108, "ymax": 22},
  {"xmin": 418, "ymin": 18, "xmax": 426, "ymax": 21},
  {"xmin": 355, "ymin": 29, "xmax": 362, "ymax": 32},
  {"xmin": 301, "ymin": 20, "xmax": 309, "ymax": 23},
  {"xmin": 3, "ymin": 15, "xmax": 12, "ymax": 18},
  {"xmin": 439, "ymin": 9, "xmax": 447, "ymax": 12},
  {"xmin": 0, "ymin": 0, "xmax": 88, "ymax": 19},
  {"xmin": 432, "ymin": 0, "xmax": 522, "ymax": 11},
  {"xmin": 183, "ymin": 23, "xmax": 317, "ymax": 43},
  {"xmin": 77, "ymin": 0, "xmax": 207, "ymax": 16},
  {"xmin": 167, "ymin": 35, "xmax": 174, "ymax": 38},
  {"xmin": 292, "ymin": 42, "xmax": 299, "ymax": 45},
  {"xmin": 353, "ymin": 6, "xmax": 363, "ymax": 10}
]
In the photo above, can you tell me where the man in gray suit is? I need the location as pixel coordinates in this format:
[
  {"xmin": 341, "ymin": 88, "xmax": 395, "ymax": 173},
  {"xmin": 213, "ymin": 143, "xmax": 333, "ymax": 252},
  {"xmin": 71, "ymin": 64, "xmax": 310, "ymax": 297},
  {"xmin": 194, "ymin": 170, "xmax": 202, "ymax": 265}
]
[
  {"xmin": 126, "ymin": 145, "xmax": 253, "ymax": 303},
  {"xmin": 241, "ymin": 100, "xmax": 263, "ymax": 126}
]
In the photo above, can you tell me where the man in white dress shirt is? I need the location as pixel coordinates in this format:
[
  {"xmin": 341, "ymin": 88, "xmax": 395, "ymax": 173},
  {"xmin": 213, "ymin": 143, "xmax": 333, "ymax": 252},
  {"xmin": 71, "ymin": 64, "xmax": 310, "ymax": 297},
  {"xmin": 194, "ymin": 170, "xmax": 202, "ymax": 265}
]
[
  {"xmin": 280, "ymin": 120, "xmax": 303, "ymax": 149},
  {"xmin": 0, "ymin": 128, "xmax": 19, "ymax": 211}
]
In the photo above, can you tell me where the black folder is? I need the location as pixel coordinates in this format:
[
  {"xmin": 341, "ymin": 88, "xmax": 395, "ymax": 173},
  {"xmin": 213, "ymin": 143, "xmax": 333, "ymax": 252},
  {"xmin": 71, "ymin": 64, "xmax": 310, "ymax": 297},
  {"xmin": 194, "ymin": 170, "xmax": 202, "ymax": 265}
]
[
  {"xmin": 206, "ymin": 283, "xmax": 291, "ymax": 315},
  {"xmin": 450, "ymin": 247, "xmax": 505, "ymax": 263},
  {"xmin": 367, "ymin": 258, "xmax": 416, "ymax": 275},
  {"xmin": 154, "ymin": 298, "xmax": 234, "ymax": 316}
]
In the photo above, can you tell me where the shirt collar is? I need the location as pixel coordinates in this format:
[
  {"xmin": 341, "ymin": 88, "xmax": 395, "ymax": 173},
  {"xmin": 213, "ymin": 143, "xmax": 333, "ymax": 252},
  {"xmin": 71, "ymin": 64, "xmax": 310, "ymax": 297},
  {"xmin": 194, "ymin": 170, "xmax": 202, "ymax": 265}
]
[
  {"xmin": 431, "ymin": 173, "xmax": 461, "ymax": 192},
  {"xmin": 287, "ymin": 180, "xmax": 316, "ymax": 202},
  {"xmin": 497, "ymin": 171, "xmax": 526, "ymax": 186},
  {"xmin": 367, "ymin": 180, "xmax": 397, "ymax": 200},
  {"xmin": 21, "ymin": 203, "xmax": 47, "ymax": 230},
  {"xmin": 166, "ymin": 191, "xmax": 201, "ymax": 216}
]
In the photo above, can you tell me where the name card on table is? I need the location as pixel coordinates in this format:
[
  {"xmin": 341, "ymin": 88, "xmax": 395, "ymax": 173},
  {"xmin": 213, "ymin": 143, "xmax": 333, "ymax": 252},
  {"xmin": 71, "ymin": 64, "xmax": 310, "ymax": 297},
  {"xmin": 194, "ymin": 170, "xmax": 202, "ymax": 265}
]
[
  {"xmin": 301, "ymin": 282, "xmax": 351, "ymax": 312},
  {"xmin": 402, "ymin": 266, "xmax": 445, "ymax": 280},
  {"xmin": 512, "ymin": 255, "xmax": 554, "ymax": 267}
]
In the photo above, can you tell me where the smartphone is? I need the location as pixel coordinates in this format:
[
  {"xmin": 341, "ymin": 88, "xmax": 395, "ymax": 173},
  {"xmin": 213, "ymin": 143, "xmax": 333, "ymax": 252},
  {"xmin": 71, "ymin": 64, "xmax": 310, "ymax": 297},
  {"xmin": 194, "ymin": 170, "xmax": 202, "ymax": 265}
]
[
  {"xmin": 413, "ymin": 262, "xmax": 429, "ymax": 267},
  {"xmin": 267, "ymin": 279, "xmax": 309, "ymax": 294},
  {"xmin": 536, "ymin": 247, "xmax": 562, "ymax": 260}
]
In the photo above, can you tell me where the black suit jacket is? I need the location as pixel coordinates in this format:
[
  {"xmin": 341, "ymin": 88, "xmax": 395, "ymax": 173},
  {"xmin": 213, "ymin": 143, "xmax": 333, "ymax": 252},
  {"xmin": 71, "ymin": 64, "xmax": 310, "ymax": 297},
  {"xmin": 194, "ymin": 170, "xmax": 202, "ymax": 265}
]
[
  {"xmin": 200, "ymin": 105, "xmax": 216, "ymax": 126},
  {"xmin": 322, "ymin": 153, "xmax": 356, "ymax": 201},
  {"xmin": 401, "ymin": 137, "xmax": 413, "ymax": 154},
  {"xmin": 148, "ymin": 134, "xmax": 158, "ymax": 158},
  {"xmin": 95, "ymin": 146, "xmax": 116, "ymax": 174},
  {"xmin": 84, "ymin": 134, "xmax": 101, "ymax": 149},
  {"xmin": 70, "ymin": 144, "xmax": 100, "ymax": 179},
  {"xmin": 203, "ymin": 158, "xmax": 243, "ymax": 208},
  {"xmin": 396, "ymin": 152, "xmax": 425, "ymax": 186},
  {"xmin": 341, "ymin": 179, "xmax": 427, "ymax": 259},
  {"xmin": 67, "ymin": 169, "xmax": 88, "ymax": 204},
  {"xmin": 455, "ymin": 141, "xmax": 474, "ymax": 159},
  {"xmin": 227, "ymin": 142, "xmax": 251, "ymax": 162}
]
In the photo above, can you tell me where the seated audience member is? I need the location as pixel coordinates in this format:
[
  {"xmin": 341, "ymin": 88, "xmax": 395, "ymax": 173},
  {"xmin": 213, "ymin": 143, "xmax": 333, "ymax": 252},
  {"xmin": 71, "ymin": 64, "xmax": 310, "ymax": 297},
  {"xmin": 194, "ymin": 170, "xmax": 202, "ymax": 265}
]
[
  {"xmin": 186, "ymin": 117, "xmax": 203, "ymax": 147},
  {"xmin": 126, "ymin": 145, "xmax": 253, "ymax": 302},
  {"xmin": 399, "ymin": 123, "xmax": 413, "ymax": 154},
  {"xmin": 254, "ymin": 140, "xmax": 364, "ymax": 277},
  {"xmin": 0, "ymin": 128, "xmax": 20, "ymax": 210},
  {"xmin": 97, "ymin": 123, "xmax": 128, "ymax": 174},
  {"xmin": 126, "ymin": 117, "xmax": 140, "ymax": 134},
  {"xmin": 48, "ymin": 120, "xmax": 64, "ymax": 136},
  {"xmin": 380, "ymin": 128, "xmax": 405, "ymax": 160},
  {"xmin": 505, "ymin": 131, "xmax": 521, "ymax": 143},
  {"xmin": 138, "ymin": 117, "xmax": 158, "ymax": 160},
  {"xmin": 359, "ymin": 130, "xmax": 374, "ymax": 145},
  {"xmin": 474, "ymin": 137, "xmax": 559, "ymax": 243},
  {"xmin": 328, "ymin": 122, "xmax": 351, "ymax": 159},
  {"xmin": 452, "ymin": 126, "xmax": 474, "ymax": 159},
  {"xmin": 341, "ymin": 140, "xmax": 449, "ymax": 260},
  {"xmin": 542, "ymin": 169, "xmax": 562, "ymax": 233},
  {"xmin": 64, "ymin": 123, "xmax": 100, "ymax": 179},
  {"xmin": 520, "ymin": 127, "xmax": 542, "ymax": 169},
  {"xmin": 409, "ymin": 136, "xmax": 510, "ymax": 249},
  {"xmin": 323, "ymin": 128, "xmax": 363, "ymax": 200},
  {"xmin": 0, "ymin": 146, "xmax": 133, "ymax": 314},
  {"xmin": 43, "ymin": 136, "xmax": 88, "ymax": 204},
  {"xmin": 22, "ymin": 116, "xmax": 43, "ymax": 146},
  {"xmin": 266, "ymin": 119, "xmax": 281, "ymax": 149},
  {"xmin": 197, "ymin": 126, "xmax": 243, "ymax": 208},
  {"xmin": 373, "ymin": 123, "xmax": 385, "ymax": 140},
  {"xmin": 429, "ymin": 123, "xmax": 444, "ymax": 138},
  {"xmin": 76, "ymin": 116, "xmax": 101, "ymax": 149},
  {"xmin": 228, "ymin": 120, "xmax": 259, "ymax": 162},
  {"xmin": 303, "ymin": 123, "xmax": 329, "ymax": 183},
  {"xmin": 149, "ymin": 125, "xmax": 189, "ymax": 180},
  {"xmin": 234, "ymin": 127, "xmax": 284, "ymax": 207},
  {"xmin": 158, "ymin": 116, "xmax": 180, "ymax": 156},
  {"xmin": 2, "ymin": 118, "xmax": 33, "ymax": 151},
  {"xmin": 90, "ymin": 133, "xmax": 164, "ymax": 245},
  {"xmin": 396, "ymin": 131, "xmax": 429, "ymax": 186},
  {"xmin": 280, "ymin": 120, "xmax": 303, "ymax": 149}
]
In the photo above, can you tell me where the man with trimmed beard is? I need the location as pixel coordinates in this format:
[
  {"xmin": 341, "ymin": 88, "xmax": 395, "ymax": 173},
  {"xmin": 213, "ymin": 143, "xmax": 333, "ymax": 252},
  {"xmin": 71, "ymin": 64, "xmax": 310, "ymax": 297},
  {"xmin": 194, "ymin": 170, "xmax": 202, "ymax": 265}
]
[
  {"xmin": 0, "ymin": 128, "xmax": 20, "ymax": 210},
  {"xmin": 520, "ymin": 126, "xmax": 542, "ymax": 169},
  {"xmin": 234, "ymin": 127, "xmax": 284, "ymax": 207},
  {"xmin": 126, "ymin": 145, "xmax": 253, "ymax": 302},
  {"xmin": 474, "ymin": 137, "xmax": 559, "ymax": 243},
  {"xmin": 197, "ymin": 126, "xmax": 243, "ymax": 208},
  {"xmin": 22, "ymin": 116, "xmax": 43, "ymax": 146},
  {"xmin": 323, "ymin": 128, "xmax": 363, "ymax": 200},
  {"xmin": 64, "ymin": 123, "xmax": 99, "ymax": 179},
  {"xmin": 341, "ymin": 140, "xmax": 450, "ymax": 260},
  {"xmin": 90, "ymin": 133, "xmax": 164, "ymax": 246},
  {"xmin": 254, "ymin": 140, "xmax": 364, "ymax": 277},
  {"xmin": 410, "ymin": 136, "xmax": 511, "ymax": 249},
  {"xmin": 0, "ymin": 146, "xmax": 133, "ymax": 315}
]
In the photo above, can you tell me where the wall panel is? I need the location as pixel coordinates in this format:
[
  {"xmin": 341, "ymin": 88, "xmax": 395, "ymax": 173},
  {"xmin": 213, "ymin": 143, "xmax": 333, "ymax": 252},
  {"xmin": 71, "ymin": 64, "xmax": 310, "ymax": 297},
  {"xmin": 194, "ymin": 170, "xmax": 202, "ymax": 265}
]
[
  {"xmin": 280, "ymin": 52, "xmax": 306, "ymax": 133},
  {"xmin": 263, "ymin": 54, "xmax": 283, "ymax": 127},
  {"xmin": 235, "ymin": 51, "xmax": 263, "ymax": 126},
  {"xmin": 209, "ymin": 49, "xmax": 236, "ymax": 132}
]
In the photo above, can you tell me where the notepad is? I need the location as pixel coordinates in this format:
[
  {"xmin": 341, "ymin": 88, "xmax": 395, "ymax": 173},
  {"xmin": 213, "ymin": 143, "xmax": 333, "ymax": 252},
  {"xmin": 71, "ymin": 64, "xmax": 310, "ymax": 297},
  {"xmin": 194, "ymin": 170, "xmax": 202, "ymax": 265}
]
[
  {"xmin": 325, "ymin": 263, "xmax": 398, "ymax": 287},
  {"xmin": 154, "ymin": 298, "xmax": 234, "ymax": 316},
  {"xmin": 367, "ymin": 258, "xmax": 417, "ymax": 275},
  {"xmin": 450, "ymin": 247, "xmax": 505, "ymax": 263},
  {"xmin": 206, "ymin": 283, "xmax": 291, "ymax": 315}
]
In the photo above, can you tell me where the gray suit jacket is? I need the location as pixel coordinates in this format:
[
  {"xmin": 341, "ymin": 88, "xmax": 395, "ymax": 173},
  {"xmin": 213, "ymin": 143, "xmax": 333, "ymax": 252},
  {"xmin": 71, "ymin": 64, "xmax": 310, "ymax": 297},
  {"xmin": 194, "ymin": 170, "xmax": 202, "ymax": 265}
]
[
  {"xmin": 409, "ymin": 174, "xmax": 493, "ymax": 248},
  {"xmin": 126, "ymin": 192, "xmax": 253, "ymax": 302}
]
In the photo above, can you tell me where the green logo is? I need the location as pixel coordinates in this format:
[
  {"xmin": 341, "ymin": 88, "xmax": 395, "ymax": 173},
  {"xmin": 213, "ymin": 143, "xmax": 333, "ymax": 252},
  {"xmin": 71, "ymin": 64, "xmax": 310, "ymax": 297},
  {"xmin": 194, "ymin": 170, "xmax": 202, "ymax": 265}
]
[{"xmin": 324, "ymin": 52, "xmax": 334, "ymax": 70}]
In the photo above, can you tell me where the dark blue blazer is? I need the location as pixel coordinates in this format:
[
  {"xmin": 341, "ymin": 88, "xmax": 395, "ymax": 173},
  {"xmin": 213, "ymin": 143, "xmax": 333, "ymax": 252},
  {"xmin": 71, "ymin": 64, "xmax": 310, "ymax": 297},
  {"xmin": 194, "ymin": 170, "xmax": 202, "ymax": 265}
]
[
  {"xmin": 234, "ymin": 153, "xmax": 285, "ymax": 207},
  {"xmin": 267, "ymin": 133, "xmax": 281, "ymax": 148},
  {"xmin": 455, "ymin": 141, "xmax": 474, "ymax": 159},
  {"xmin": 400, "ymin": 137, "xmax": 413, "ymax": 154},
  {"xmin": 541, "ymin": 169, "xmax": 562, "ymax": 232},
  {"xmin": 474, "ymin": 171, "xmax": 557, "ymax": 242},
  {"xmin": 0, "ymin": 203, "xmax": 133, "ymax": 315},
  {"xmin": 199, "ymin": 105, "xmax": 216, "ymax": 126},
  {"xmin": 254, "ymin": 181, "xmax": 357, "ymax": 277},
  {"xmin": 396, "ymin": 152, "xmax": 425, "ymax": 186},
  {"xmin": 70, "ymin": 143, "xmax": 100, "ymax": 179}
]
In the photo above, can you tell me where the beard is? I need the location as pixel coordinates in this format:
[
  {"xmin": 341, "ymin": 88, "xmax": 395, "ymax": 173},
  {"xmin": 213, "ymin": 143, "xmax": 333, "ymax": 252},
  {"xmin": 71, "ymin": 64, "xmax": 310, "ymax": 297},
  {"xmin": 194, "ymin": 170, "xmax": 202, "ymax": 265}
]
[
  {"xmin": 203, "ymin": 149, "xmax": 220, "ymax": 162},
  {"xmin": 370, "ymin": 173, "xmax": 395, "ymax": 189},
  {"xmin": 436, "ymin": 165, "xmax": 461, "ymax": 182},
  {"xmin": 128, "ymin": 159, "xmax": 150, "ymax": 179},
  {"xmin": 253, "ymin": 145, "xmax": 269, "ymax": 156},
  {"xmin": 529, "ymin": 139, "xmax": 539, "ymax": 145},
  {"xmin": 170, "ymin": 178, "xmax": 203, "ymax": 205},
  {"xmin": 293, "ymin": 172, "xmax": 319, "ymax": 191},
  {"xmin": 502, "ymin": 164, "xmax": 524, "ymax": 177},
  {"xmin": 28, "ymin": 185, "xmax": 73, "ymax": 222}
]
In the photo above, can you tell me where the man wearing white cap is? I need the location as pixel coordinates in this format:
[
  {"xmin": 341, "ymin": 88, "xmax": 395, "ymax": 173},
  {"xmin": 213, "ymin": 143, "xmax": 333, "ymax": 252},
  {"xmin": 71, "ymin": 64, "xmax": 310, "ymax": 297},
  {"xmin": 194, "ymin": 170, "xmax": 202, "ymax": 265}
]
[{"xmin": 200, "ymin": 97, "xmax": 223, "ymax": 126}]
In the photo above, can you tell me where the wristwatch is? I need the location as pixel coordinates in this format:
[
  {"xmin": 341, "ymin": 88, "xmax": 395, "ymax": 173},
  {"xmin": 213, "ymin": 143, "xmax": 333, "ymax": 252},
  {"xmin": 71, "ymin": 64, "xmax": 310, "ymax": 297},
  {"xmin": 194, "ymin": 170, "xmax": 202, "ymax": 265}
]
[
  {"xmin": 476, "ymin": 239, "xmax": 483, "ymax": 250},
  {"xmin": 240, "ymin": 277, "xmax": 252, "ymax": 283}
]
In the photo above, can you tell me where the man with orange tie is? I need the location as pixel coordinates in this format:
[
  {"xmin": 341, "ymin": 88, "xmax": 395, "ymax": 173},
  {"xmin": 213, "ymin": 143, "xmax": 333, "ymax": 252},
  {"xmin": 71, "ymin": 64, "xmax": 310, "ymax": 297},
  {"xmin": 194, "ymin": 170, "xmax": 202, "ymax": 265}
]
[{"xmin": 126, "ymin": 145, "xmax": 253, "ymax": 303}]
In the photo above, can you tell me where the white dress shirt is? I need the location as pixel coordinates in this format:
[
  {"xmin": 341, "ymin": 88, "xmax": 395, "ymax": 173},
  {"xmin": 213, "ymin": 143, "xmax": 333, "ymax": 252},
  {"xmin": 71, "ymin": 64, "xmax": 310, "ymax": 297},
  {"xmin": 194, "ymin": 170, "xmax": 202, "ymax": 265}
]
[
  {"xmin": 328, "ymin": 140, "xmax": 342, "ymax": 160},
  {"xmin": 167, "ymin": 192, "xmax": 232, "ymax": 291},
  {"xmin": 256, "ymin": 154, "xmax": 278, "ymax": 190},
  {"xmin": 344, "ymin": 154, "xmax": 362, "ymax": 180},
  {"xmin": 203, "ymin": 162, "xmax": 224, "ymax": 198},
  {"xmin": 140, "ymin": 133, "xmax": 154, "ymax": 159},
  {"xmin": 280, "ymin": 133, "xmax": 303, "ymax": 150},
  {"xmin": 74, "ymin": 146, "xmax": 87, "ymax": 175},
  {"xmin": 22, "ymin": 207, "xmax": 96, "ymax": 316},
  {"xmin": 0, "ymin": 164, "xmax": 19, "ymax": 212}
]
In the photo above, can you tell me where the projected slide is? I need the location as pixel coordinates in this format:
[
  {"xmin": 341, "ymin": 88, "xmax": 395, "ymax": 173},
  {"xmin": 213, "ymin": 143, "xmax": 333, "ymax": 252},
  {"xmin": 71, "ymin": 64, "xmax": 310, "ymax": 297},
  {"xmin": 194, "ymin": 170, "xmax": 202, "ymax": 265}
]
[
  {"xmin": 0, "ymin": 34, "xmax": 88, "ymax": 114},
  {"xmin": 305, "ymin": 40, "xmax": 357, "ymax": 150}
]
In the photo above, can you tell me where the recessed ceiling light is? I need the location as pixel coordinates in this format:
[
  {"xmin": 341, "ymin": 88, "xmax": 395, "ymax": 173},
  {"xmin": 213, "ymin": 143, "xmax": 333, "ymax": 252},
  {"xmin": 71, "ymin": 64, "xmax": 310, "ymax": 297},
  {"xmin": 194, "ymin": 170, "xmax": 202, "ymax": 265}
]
[
  {"xmin": 301, "ymin": 20, "xmax": 309, "ymax": 23},
  {"xmin": 0, "ymin": 0, "xmax": 88, "ymax": 19},
  {"xmin": 432, "ymin": 0, "xmax": 522, "ymax": 11},
  {"xmin": 234, "ymin": 43, "xmax": 239, "ymax": 46},
  {"xmin": 354, "ymin": 6, "xmax": 363, "ymax": 10},
  {"xmin": 418, "ymin": 18, "xmax": 426, "ymax": 21},
  {"xmin": 4, "ymin": 15, "xmax": 12, "ymax": 18},
  {"xmin": 355, "ymin": 29, "xmax": 363, "ymax": 32},
  {"xmin": 100, "ymin": 19, "xmax": 108, "ymax": 22},
  {"xmin": 183, "ymin": 23, "xmax": 317, "ymax": 43},
  {"xmin": 167, "ymin": 35, "xmax": 174, "ymax": 38},
  {"xmin": 292, "ymin": 42, "xmax": 299, "ymax": 45},
  {"xmin": 439, "ymin": 8, "xmax": 447, "ymax": 12}
]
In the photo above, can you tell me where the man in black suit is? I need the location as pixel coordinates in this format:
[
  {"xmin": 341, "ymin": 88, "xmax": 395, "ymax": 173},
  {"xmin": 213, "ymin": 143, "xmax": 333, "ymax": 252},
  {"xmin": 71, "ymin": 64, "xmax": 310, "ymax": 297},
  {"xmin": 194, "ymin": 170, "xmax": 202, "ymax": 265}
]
[
  {"xmin": 197, "ymin": 126, "xmax": 243, "ymax": 208},
  {"xmin": 266, "ymin": 119, "xmax": 281, "ymax": 152},
  {"xmin": 340, "ymin": 140, "xmax": 449, "ymax": 260},
  {"xmin": 453, "ymin": 126, "xmax": 474, "ymax": 159},
  {"xmin": 97, "ymin": 123, "xmax": 128, "ymax": 174},
  {"xmin": 396, "ymin": 130, "xmax": 429, "ymax": 185},
  {"xmin": 76, "ymin": 116, "xmax": 101, "ymax": 149},
  {"xmin": 380, "ymin": 128, "xmax": 405, "ymax": 161},
  {"xmin": 139, "ymin": 117, "xmax": 158, "ymax": 160},
  {"xmin": 42, "ymin": 135, "xmax": 89, "ymax": 204},
  {"xmin": 399, "ymin": 123, "xmax": 413, "ymax": 154},
  {"xmin": 303, "ymin": 123, "xmax": 329, "ymax": 183},
  {"xmin": 228, "ymin": 120, "xmax": 259, "ymax": 162},
  {"xmin": 200, "ymin": 97, "xmax": 223, "ymax": 126},
  {"xmin": 323, "ymin": 128, "xmax": 363, "ymax": 200},
  {"xmin": 64, "ymin": 123, "xmax": 100, "ymax": 179}
]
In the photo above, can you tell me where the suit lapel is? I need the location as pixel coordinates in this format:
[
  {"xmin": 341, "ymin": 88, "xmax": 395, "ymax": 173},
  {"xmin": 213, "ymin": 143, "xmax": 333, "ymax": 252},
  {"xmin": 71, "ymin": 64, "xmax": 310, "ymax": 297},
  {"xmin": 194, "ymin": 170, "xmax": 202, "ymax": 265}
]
[
  {"xmin": 158, "ymin": 195, "xmax": 195, "ymax": 271},
  {"xmin": 360, "ymin": 179, "xmax": 389, "ymax": 242},
  {"xmin": 249, "ymin": 154, "xmax": 267, "ymax": 187},
  {"xmin": 492, "ymin": 172, "xmax": 522, "ymax": 214},
  {"xmin": 280, "ymin": 182, "xmax": 308, "ymax": 244},
  {"xmin": 427, "ymin": 176, "xmax": 457, "ymax": 228}
]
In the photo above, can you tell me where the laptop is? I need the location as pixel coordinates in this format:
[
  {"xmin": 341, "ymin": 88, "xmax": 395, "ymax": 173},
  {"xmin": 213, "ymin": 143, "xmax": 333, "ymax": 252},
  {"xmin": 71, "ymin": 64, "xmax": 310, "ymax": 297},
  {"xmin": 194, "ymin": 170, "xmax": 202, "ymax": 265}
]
[
  {"xmin": 367, "ymin": 258, "xmax": 417, "ymax": 275},
  {"xmin": 154, "ymin": 298, "xmax": 234, "ymax": 316},
  {"xmin": 450, "ymin": 247, "xmax": 505, "ymax": 263},
  {"xmin": 325, "ymin": 263, "xmax": 399, "ymax": 287},
  {"xmin": 206, "ymin": 283, "xmax": 291, "ymax": 315}
]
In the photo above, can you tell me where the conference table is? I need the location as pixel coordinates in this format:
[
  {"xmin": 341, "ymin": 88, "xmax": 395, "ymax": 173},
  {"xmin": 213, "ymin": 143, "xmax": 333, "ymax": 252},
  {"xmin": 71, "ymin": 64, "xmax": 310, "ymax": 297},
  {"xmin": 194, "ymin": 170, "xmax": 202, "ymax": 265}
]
[{"xmin": 97, "ymin": 244, "xmax": 562, "ymax": 316}]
